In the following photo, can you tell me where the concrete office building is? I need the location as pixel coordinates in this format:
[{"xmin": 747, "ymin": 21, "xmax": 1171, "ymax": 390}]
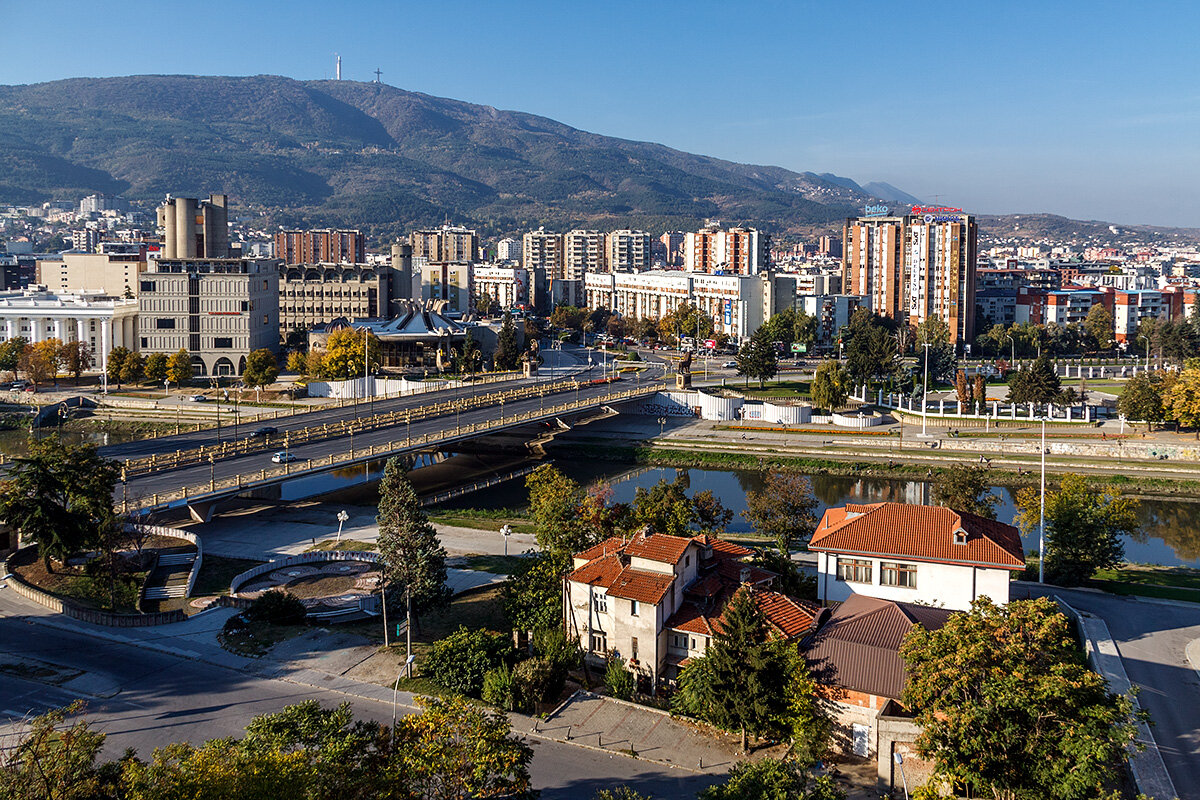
[
  {"xmin": 584, "ymin": 270, "xmax": 765, "ymax": 341},
  {"xmin": 156, "ymin": 195, "xmax": 230, "ymax": 259},
  {"xmin": 473, "ymin": 265, "xmax": 533, "ymax": 310},
  {"xmin": 278, "ymin": 262, "xmax": 390, "ymax": 339},
  {"xmin": 136, "ymin": 258, "xmax": 279, "ymax": 377},
  {"xmin": 0, "ymin": 287, "xmax": 138, "ymax": 374},
  {"xmin": 606, "ymin": 230, "xmax": 652, "ymax": 272},
  {"xmin": 563, "ymin": 230, "xmax": 607, "ymax": 278},
  {"xmin": 275, "ymin": 229, "xmax": 365, "ymax": 266},
  {"xmin": 522, "ymin": 229, "xmax": 564, "ymax": 276},
  {"xmin": 390, "ymin": 243, "xmax": 415, "ymax": 301},
  {"xmin": 37, "ymin": 250, "xmax": 148, "ymax": 298}
]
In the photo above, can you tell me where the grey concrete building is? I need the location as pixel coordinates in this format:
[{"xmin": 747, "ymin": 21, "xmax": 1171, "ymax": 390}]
[
  {"xmin": 137, "ymin": 258, "xmax": 279, "ymax": 377},
  {"xmin": 278, "ymin": 262, "xmax": 390, "ymax": 341},
  {"xmin": 156, "ymin": 195, "xmax": 230, "ymax": 259}
]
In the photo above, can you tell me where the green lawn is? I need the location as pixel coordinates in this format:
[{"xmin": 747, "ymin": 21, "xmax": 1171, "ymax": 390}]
[
  {"xmin": 454, "ymin": 554, "xmax": 531, "ymax": 575},
  {"xmin": 305, "ymin": 539, "xmax": 378, "ymax": 553},
  {"xmin": 736, "ymin": 380, "xmax": 813, "ymax": 399},
  {"xmin": 429, "ymin": 512, "xmax": 535, "ymax": 535},
  {"xmin": 191, "ymin": 555, "xmax": 266, "ymax": 597},
  {"xmin": 1088, "ymin": 565, "xmax": 1200, "ymax": 602}
]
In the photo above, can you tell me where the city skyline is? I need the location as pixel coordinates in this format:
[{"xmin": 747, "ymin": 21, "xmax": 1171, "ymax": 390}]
[{"xmin": 5, "ymin": 0, "xmax": 1198, "ymax": 229}]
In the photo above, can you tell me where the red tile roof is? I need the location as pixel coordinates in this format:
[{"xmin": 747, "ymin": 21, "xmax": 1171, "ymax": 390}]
[
  {"xmin": 666, "ymin": 587, "xmax": 822, "ymax": 640},
  {"xmin": 574, "ymin": 536, "xmax": 628, "ymax": 562},
  {"xmin": 607, "ymin": 568, "xmax": 675, "ymax": 604},
  {"xmin": 566, "ymin": 553, "xmax": 623, "ymax": 589},
  {"xmin": 696, "ymin": 535, "xmax": 754, "ymax": 561},
  {"xmin": 809, "ymin": 502, "xmax": 1024, "ymax": 569},
  {"xmin": 624, "ymin": 532, "xmax": 695, "ymax": 564},
  {"xmin": 665, "ymin": 602, "xmax": 719, "ymax": 636},
  {"xmin": 715, "ymin": 559, "xmax": 775, "ymax": 586}
]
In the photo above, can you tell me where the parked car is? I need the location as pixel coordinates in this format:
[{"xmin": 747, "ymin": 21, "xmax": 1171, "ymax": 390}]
[
  {"xmin": 187, "ymin": 394, "xmax": 207, "ymax": 402},
  {"xmin": 270, "ymin": 451, "xmax": 298, "ymax": 464},
  {"xmin": 251, "ymin": 426, "xmax": 278, "ymax": 438},
  {"xmin": 722, "ymin": 360, "xmax": 738, "ymax": 369}
]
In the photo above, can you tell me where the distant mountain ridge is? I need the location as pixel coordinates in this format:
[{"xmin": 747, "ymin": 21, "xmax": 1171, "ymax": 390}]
[{"xmin": 0, "ymin": 74, "xmax": 898, "ymax": 239}]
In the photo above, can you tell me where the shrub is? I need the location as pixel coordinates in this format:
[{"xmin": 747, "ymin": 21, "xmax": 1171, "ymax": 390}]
[
  {"xmin": 604, "ymin": 658, "xmax": 635, "ymax": 701},
  {"xmin": 482, "ymin": 663, "xmax": 516, "ymax": 711},
  {"xmin": 533, "ymin": 627, "xmax": 581, "ymax": 689},
  {"xmin": 244, "ymin": 590, "xmax": 307, "ymax": 625},
  {"xmin": 425, "ymin": 626, "xmax": 512, "ymax": 697},
  {"xmin": 513, "ymin": 657, "xmax": 558, "ymax": 710}
]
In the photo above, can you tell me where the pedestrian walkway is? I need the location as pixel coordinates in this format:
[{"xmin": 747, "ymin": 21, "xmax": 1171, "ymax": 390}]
[
  {"xmin": 142, "ymin": 545, "xmax": 197, "ymax": 600},
  {"xmin": 536, "ymin": 691, "xmax": 745, "ymax": 774}
]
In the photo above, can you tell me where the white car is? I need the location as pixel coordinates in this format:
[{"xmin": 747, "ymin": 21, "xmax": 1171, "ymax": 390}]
[
  {"xmin": 271, "ymin": 451, "xmax": 298, "ymax": 464},
  {"xmin": 188, "ymin": 394, "xmax": 208, "ymax": 402},
  {"xmin": 722, "ymin": 360, "xmax": 738, "ymax": 369}
]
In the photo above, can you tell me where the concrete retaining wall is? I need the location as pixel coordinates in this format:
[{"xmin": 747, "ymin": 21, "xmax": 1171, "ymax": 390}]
[{"xmin": 230, "ymin": 550, "xmax": 381, "ymax": 595}]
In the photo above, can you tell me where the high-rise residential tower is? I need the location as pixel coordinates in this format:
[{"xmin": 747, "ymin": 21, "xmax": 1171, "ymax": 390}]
[{"xmin": 606, "ymin": 230, "xmax": 652, "ymax": 272}]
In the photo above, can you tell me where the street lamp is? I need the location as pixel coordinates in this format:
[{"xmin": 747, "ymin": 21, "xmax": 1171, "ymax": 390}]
[
  {"xmin": 894, "ymin": 752, "xmax": 910, "ymax": 800},
  {"xmin": 1038, "ymin": 415, "xmax": 1047, "ymax": 584},
  {"xmin": 921, "ymin": 341, "xmax": 931, "ymax": 438},
  {"xmin": 336, "ymin": 509, "xmax": 349, "ymax": 544},
  {"xmin": 500, "ymin": 523, "xmax": 512, "ymax": 556}
]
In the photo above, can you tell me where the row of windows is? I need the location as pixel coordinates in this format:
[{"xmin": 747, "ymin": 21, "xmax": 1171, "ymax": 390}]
[
  {"xmin": 139, "ymin": 336, "xmax": 244, "ymax": 350},
  {"xmin": 836, "ymin": 558, "xmax": 918, "ymax": 589},
  {"xmin": 591, "ymin": 594, "xmax": 640, "ymax": 617}
]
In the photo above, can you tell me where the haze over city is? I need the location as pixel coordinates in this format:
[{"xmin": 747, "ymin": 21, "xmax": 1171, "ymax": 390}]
[{"xmin": 5, "ymin": 0, "xmax": 1199, "ymax": 227}]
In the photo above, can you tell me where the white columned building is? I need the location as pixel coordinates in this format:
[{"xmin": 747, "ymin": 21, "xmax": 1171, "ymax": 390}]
[{"xmin": 0, "ymin": 288, "xmax": 138, "ymax": 372}]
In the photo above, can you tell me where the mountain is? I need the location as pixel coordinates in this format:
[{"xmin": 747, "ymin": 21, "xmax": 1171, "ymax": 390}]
[
  {"xmin": 0, "ymin": 74, "xmax": 894, "ymax": 240},
  {"xmin": 860, "ymin": 182, "xmax": 923, "ymax": 206}
]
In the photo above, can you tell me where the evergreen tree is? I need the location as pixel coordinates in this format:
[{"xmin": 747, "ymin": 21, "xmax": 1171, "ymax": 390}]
[
  {"xmin": 915, "ymin": 315, "xmax": 957, "ymax": 385},
  {"xmin": 376, "ymin": 458, "xmax": 449, "ymax": 624},
  {"xmin": 735, "ymin": 327, "xmax": 778, "ymax": 388},
  {"xmin": 1006, "ymin": 354, "xmax": 1061, "ymax": 406},
  {"xmin": 842, "ymin": 308, "xmax": 898, "ymax": 388},
  {"xmin": 495, "ymin": 312, "xmax": 519, "ymax": 371},
  {"xmin": 809, "ymin": 359, "xmax": 849, "ymax": 412}
]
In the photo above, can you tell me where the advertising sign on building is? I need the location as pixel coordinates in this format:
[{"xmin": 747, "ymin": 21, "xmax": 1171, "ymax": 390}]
[
  {"xmin": 704, "ymin": 339, "xmax": 717, "ymax": 349},
  {"xmin": 723, "ymin": 299, "xmax": 732, "ymax": 326}
]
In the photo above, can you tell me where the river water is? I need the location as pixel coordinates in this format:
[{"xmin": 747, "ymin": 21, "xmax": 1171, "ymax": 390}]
[{"xmin": 436, "ymin": 462, "xmax": 1200, "ymax": 569}]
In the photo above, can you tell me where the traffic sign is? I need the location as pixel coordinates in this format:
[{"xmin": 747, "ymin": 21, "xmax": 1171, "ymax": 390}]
[{"xmin": 704, "ymin": 339, "xmax": 717, "ymax": 349}]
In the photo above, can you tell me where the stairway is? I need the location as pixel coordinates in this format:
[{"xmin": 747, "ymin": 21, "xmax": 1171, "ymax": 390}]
[{"xmin": 142, "ymin": 547, "xmax": 197, "ymax": 601}]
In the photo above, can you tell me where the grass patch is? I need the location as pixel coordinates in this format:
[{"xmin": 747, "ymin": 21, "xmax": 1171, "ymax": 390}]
[
  {"xmin": 733, "ymin": 380, "xmax": 813, "ymax": 399},
  {"xmin": 454, "ymin": 555, "xmax": 530, "ymax": 575},
  {"xmin": 1087, "ymin": 580, "xmax": 1200, "ymax": 603},
  {"xmin": 343, "ymin": 585, "xmax": 507, "ymax": 658},
  {"xmin": 192, "ymin": 555, "xmax": 266, "ymax": 597},
  {"xmin": 305, "ymin": 539, "xmax": 377, "ymax": 552},
  {"xmin": 1091, "ymin": 565, "xmax": 1200, "ymax": 593},
  {"xmin": 429, "ymin": 514, "xmax": 535, "ymax": 535},
  {"xmin": 218, "ymin": 620, "xmax": 307, "ymax": 658}
]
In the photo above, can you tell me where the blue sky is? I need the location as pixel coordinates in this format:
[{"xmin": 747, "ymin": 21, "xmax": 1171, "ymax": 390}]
[{"xmin": 6, "ymin": 0, "xmax": 1199, "ymax": 227}]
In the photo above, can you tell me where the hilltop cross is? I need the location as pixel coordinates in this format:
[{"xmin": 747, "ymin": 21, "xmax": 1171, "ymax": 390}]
[{"xmin": 374, "ymin": 68, "xmax": 382, "ymax": 83}]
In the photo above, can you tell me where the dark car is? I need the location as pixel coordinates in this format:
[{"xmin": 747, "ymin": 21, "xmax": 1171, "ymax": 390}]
[{"xmin": 251, "ymin": 426, "xmax": 278, "ymax": 438}]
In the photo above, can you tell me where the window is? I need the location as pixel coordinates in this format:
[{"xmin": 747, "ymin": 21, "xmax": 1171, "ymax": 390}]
[
  {"xmin": 140, "ymin": 337, "xmax": 148, "ymax": 348},
  {"xmin": 140, "ymin": 280, "xmax": 155, "ymax": 292},
  {"xmin": 213, "ymin": 337, "xmax": 234, "ymax": 349},
  {"xmin": 881, "ymin": 562, "xmax": 918, "ymax": 589},
  {"xmin": 240, "ymin": 301, "xmax": 249, "ymax": 311},
  {"xmin": 630, "ymin": 599, "xmax": 639, "ymax": 616},
  {"xmin": 836, "ymin": 558, "xmax": 873, "ymax": 584},
  {"xmin": 155, "ymin": 318, "xmax": 176, "ymax": 329},
  {"xmin": 630, "ymin": 636, "xmax": 638, "ymax": 661},
  {"xmin": 589, "ymin": 632, "xmax": 607, "ymax": 654},
  {"xmin": 593, "ymin": 593, "xmax": 607, "ymax": 614}
]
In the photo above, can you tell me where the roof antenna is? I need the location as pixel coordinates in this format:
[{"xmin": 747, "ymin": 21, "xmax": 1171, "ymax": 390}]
[{"xmin": 335, "ymin": 54, "xmax": 342, "ymax": 81}]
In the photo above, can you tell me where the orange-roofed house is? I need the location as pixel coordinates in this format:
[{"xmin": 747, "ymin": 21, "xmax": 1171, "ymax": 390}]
[
  {"xmin": 809, "ymin": 503, "xmax": 1025, "ymax": 611},
  {"xmin": 564, "ymin": 530, "xmax": 822, "ymax": 689}
]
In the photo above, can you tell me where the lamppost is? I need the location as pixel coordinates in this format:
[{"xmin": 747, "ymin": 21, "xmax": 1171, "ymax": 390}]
[
  {"xmin": 210, "ymin": 377, "xmax": 222, "ymax": 444},
  {"xmin": 894, "ymin": 752, "xmax": 910, "ymax": 800},
  {"xmin": 920, "ymin": 341, "xmax": 931, "ymax": 438},
  {"xmin": 335, "ymin": 509, "xmax": 349, "ymax": 544},
  {"xmin": 500, "ymin": 523, "xmax": 512, "ymax": 556},
  {"xmin": 1008, "ymin": 331, "xmax": 1016, "ymax": 366},
  {"xmin": 1039, "ymin": 415, "xmax": 1047, "ymax": 584}
]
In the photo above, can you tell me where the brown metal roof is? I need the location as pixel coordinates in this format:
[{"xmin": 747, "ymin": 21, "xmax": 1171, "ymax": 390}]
[{"xmin": 803, "ymin": 594, "xmax": 953, "ymax": 700}]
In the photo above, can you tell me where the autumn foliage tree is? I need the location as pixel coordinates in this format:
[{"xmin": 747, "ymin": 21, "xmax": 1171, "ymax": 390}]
[{"xmin": 901, "ymin": 597, "xmax": 1141, "ymax": 800}]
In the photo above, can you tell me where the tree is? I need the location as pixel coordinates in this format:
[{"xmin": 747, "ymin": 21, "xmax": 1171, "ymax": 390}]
[
  {"xmin": 20, "ymin": 339, "xmax": 59, "ymax": 386},
  {"xmin": 0, "ymin": 701, "xmax": 112, "ymax": 800},
  {"xmin": 119, "ymin": 350, "xmax": 145, "ymax": 386},
  {"xmin": 901, "ymin": 597, "xmax": 1141, "ymax": 800},
  {"xmin": 1118, "ymin": 372, "xmax": 1166, "ymax": 431},
  {"xmin": 932, "ymin": 464, "xmax": 999, "ymax": 519},
  {"xmin": 700, "ymin": 758, "xmax": 843, "ymax": 800},
  {"xmin": 453, "ymin": 331, "xmax": 482, "ymax": 375},
  {"xmin": 0, "ymin": 336, "xmax": 27, "ymax": 380},
  {"xmin": 144, "ymin": 352, "xmax": 169, "ymax": 384},
  {"xmin": 243, "ymin": 348, "xmax": 279, "ymax": 399},
  {"xmin": 1016, "ymin": 473, "xmax": 1137, "ymax": 585},
  {"xmin": 502, "ymin": 550, "xmax": 573, "ymax": 634},
  {"xmin": 285, "ymin": 350, "xmax": 307, "ymax": 374},
  {"xmin": 395, "ymin": 695, "xmax": 534, "ymax": 800},
  {"xmin": 657, "ymin": 302, "xmax": 714, "ymax": 345},
  {"xmin": 1006, "ymin": 354, "xmax": 1061, "ymax": 406},
  {"xmin": 705, "ymin": 591, "xmax": 792, "ymax": 751},
  {"xmin": 549, "ymin": 305, "xmax": 586, "ymax": 331},
  {"xmin": 121, "ymin": 738, "xmax": 312, "ymax": 799},
  {"xmin": 318, "ymin": 328, "xmax": 380, "ymax": 380},
  {"xmin": 736, "ymin": 327, "xmax": 778, "ymax": 388},
  {"xmin": 1084, "ymin": 304, "xmax": 1115, "ymax": 351},
  {"xmin": 809, "ymin": 359, "xmax": 849, "ymax": 412},
  {"xmin": 915, "ymin": 315, "xmax": 956, "ymax": 386},
  {"xmin": 604, "ymin": 658, "xmax": 635, "ymax": 700},
  {"xmin": 58, "ymin": 340, "xmax": 93, "ymax": 384},
  {"xmin": 375, "ymin": 458, "xmax": 449, "ymax": 622},
  {"xmin": 743, "ymin": 472, "xmax": 819, "ymax": 555},
  {"xmin": 842, "ymin": 308, "xmax": 898, "ymax": 388},
  {"xmin": 166, "ymin": 348, "xmax": 192, "ymax": 386},
  {"xmin": 305, "ymin": 349, "xmax": 325, "ymax": 377},
  {"xmin": 1164, "ymin": 367, "xmax": 1200, "ymax": 437},
  {"xmin": 0, "ymin": 434, "xmax": 119, "ymax": 570},
  {"xmin": 525, "ymin": 465, "xmax": 593, "ymax": 555},
  {"xmin": 973, "ymin": 372, "xmax": 987, "ymax": 414},
  {"xmin": 495, "ymin": 311, "xmax": 520, "ymax": 371},
  {"xmin": 953, "ymin": 369, "xmax": 972, "ymax": 412}
]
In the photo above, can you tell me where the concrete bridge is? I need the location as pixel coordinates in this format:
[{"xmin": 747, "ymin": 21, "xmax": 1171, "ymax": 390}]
[{"xmin": 118, "ymin": 377, "xmax": 663, "ymax": 520}]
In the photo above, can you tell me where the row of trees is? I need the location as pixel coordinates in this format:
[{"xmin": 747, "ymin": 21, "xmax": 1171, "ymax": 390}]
[
  {"xmin": 0, "ymin": 337, "xmax": 93, "ymax": 386},
  {"xmin": 1118, "ymin": 363, "xmax": 1200, "ymax": 436}
]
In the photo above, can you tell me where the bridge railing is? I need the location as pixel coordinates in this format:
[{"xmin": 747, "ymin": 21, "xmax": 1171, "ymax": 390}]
[
  {"xmin": 118, "ymin": 375, "xmax": 625, "ymax": 479},
  {"xmin": 120, "ymin": 382, "xmax": 661, "ymax": 515}
]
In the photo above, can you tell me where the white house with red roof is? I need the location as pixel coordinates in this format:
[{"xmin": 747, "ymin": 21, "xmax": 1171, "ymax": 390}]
[
  {"xmin": 565, "ymin": 531, "xmax": 822, "ymax": 687},
  {"xmin": 809, "ymin": 503, "xmax": 1025, "ymax": 611}
]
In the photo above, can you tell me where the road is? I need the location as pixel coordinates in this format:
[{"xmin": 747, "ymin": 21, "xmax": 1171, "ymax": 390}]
[
  {"xmin": 1016, "ymin": 584, "xmax": 1200, "ymax": 799},
  {"xmin": 0, "ymin": 615, "xmax": 716, "ymax": 798},
  {"xmin": 118, "ymin": 370, "xmax": 665, "ymax": 505},
  {"xmin": 97, "ymin": 346, "xmax": 598, "ymax": 461}
]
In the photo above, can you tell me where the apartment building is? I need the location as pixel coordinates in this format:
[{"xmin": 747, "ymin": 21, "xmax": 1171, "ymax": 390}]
[
  {"xmin": 843, "ymin": 216, "xmax": 905, "ymax": 322},
  {"xmin": 795, "ymin": 294, "xmax": 862, "ymax": 349},
  {"xmin": 659, "ymin": 231, "xmax": 686, "ymax": 267},
  {"xmin": 410, "ymin": 225, "xmax": 479, "ymax": 264},
  {"xmin": 274, "ymin": 229, "xmax": 365, "ymax": 266},
  {"xmin": 495, "ymin": 237, "xmax": 522, "ymax": 263},
  {"xmin": 563, "ymin": 230, "xmax": 606, "ymax": 279},
  {"xmin": 522, "ymin": 229, "xmax": 564, "ymax": 276},
  {"xmin": 606, "ymin": 230, "xmax": 652, "ymax": 272},
  {"xmin": 136, "ymin": 258, "xmax": 279, "ymax": 377},
  {"xmin": 473, "ymin": 265, "xmax": 533, "ymax": 310},
  {"xmin": 684, "ymin": 225, "xmax": 770, "ymax": 275},
  {"xmin": 418, "ymin": 261, "xmax": 471, "ymax": 314}
]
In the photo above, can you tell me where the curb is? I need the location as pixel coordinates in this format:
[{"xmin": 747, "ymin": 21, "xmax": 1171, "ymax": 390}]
[{"xmin": 1186, "ymin": 639, "xmax": 1200, "ymax": 682}]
